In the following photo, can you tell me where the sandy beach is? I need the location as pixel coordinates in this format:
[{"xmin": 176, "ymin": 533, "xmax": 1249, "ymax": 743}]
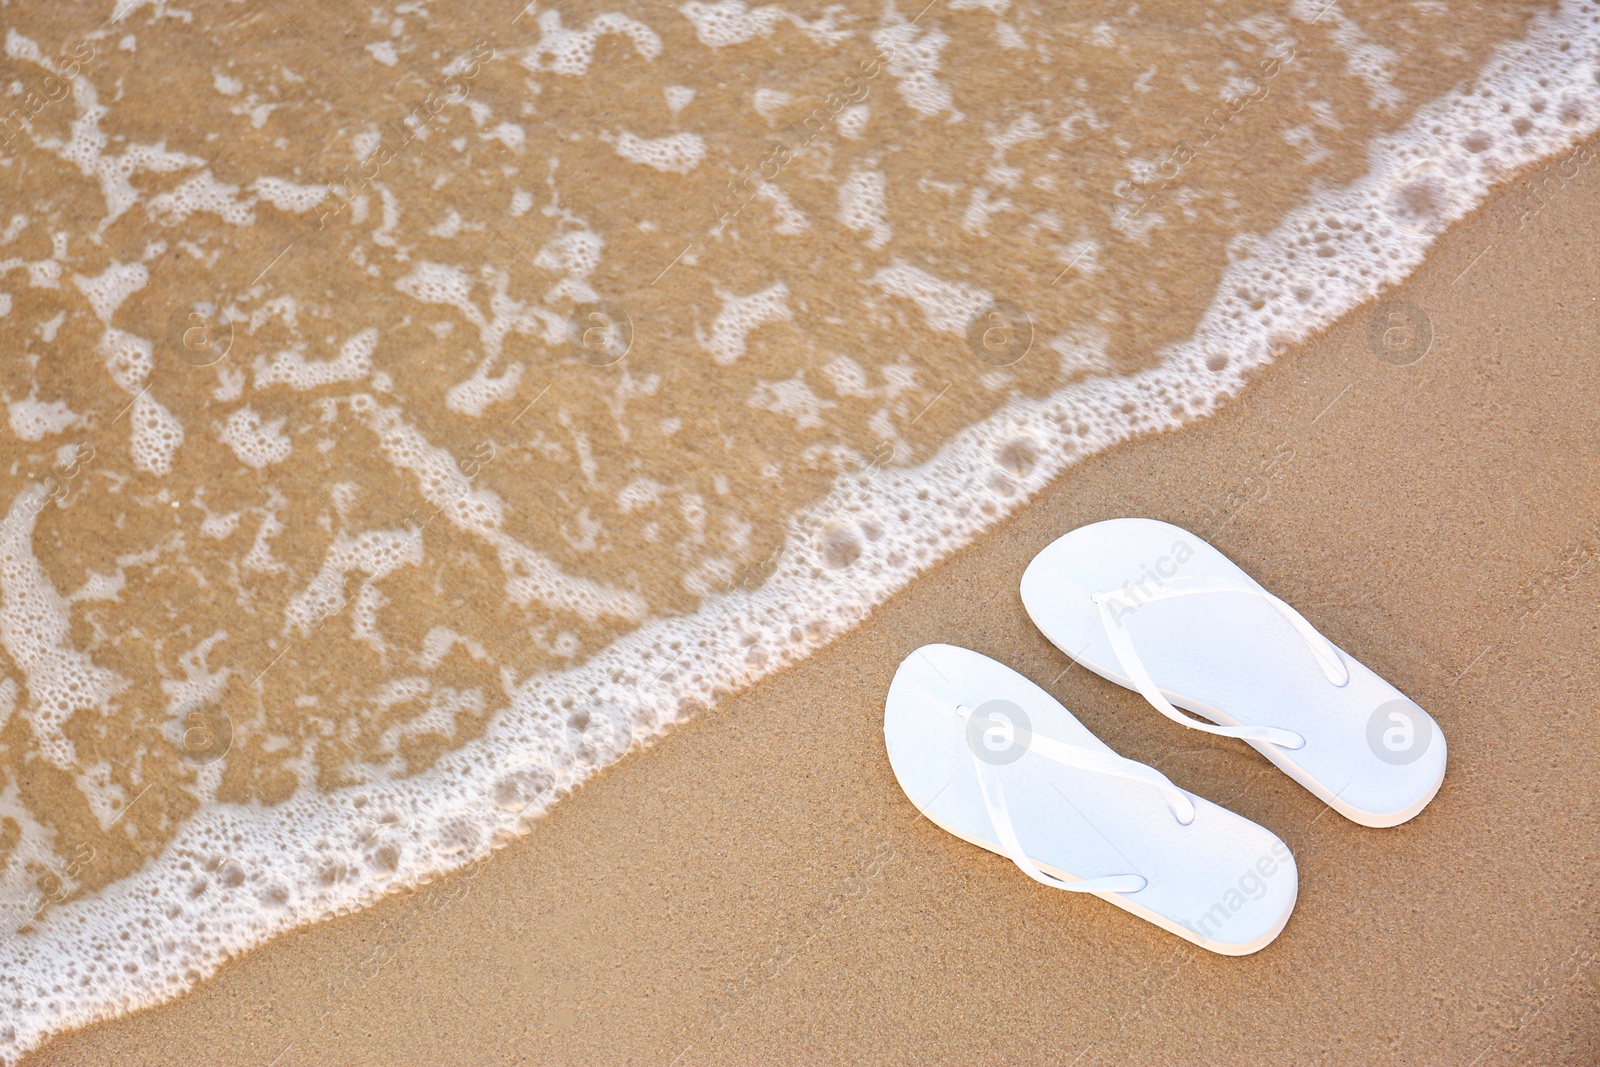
[{"xmin": 22, "ymin": 132, "xmax": 1600, "ymax": 1065}]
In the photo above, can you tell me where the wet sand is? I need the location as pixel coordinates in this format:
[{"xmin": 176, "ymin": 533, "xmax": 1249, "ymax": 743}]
[{"xmin": 25, "ymin": 141, "xmax": 1600, "ymax": 1066}]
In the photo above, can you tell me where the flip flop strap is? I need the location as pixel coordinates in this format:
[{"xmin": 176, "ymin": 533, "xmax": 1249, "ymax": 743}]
[
  {"xmin": 956, "ymin": 702, "xmax": 1195, "ymax": 895},
  {"xmin": 958, "ymin": 703, "xmax": 1196, "ymax": 824},
  {"xmin": 1090, "ymin": 574, "xmax": 1345, "ymax": 750},
  {"xmin": 967, "ymin": 747, "xmax": 1149, "ymax": 895}
]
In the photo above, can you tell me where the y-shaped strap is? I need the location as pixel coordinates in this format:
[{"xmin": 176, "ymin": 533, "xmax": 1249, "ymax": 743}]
[
  {"xmin": 1090, "ymin": 573, "xmax": 1347, "ymax": 750},
  {"xmin": 956, "ymin": 703, "xmax": 1195, "ymax": 895}
]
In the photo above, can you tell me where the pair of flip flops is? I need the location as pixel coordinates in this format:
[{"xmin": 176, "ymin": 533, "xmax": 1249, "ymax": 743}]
[{"xmin": 884, "ymin": 519, "xmax": 1447, "ymax": 955}]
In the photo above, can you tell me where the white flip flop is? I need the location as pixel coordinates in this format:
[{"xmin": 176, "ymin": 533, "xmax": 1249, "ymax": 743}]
[
  {"xmin": 885, "ymin": 644, "xmax": 1298, "ymax": 955},
  {"xmin": 1020, "ymin": 518, "xmax": 1447, "ymax": 829}
]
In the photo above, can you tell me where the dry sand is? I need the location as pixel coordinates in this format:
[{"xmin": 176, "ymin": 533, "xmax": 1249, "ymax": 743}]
[{"xmin": 26, "ymin": 141, "xmax": 1600, "ymax": 1066}]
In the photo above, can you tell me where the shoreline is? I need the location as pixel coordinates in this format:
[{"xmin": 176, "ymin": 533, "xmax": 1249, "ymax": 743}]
[{"xmin": 24, "ymin": 135, "xmax": 1600, "ymax": 1067}]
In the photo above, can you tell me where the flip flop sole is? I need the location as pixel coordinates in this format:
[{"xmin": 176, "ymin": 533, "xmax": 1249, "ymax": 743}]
[
  {"xmin": 885, "ymin": 644, "xmax": 1297, "ymax": 955},
  {"xmin": 1022, "ymin": 519, "xmax": 1447, "ymax": 828}
]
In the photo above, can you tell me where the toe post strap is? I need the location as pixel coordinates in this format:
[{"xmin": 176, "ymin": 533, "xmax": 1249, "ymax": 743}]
[
  {"xmin": 1090, "ymin": 576, "xmax": 1330, "ymax": 750},
  {"xmin": 955, "ymin": 701, "xmax": 1197, "ymax": 897}
]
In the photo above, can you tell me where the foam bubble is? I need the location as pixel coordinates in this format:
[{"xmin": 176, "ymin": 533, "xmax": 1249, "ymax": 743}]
[
  {"xmin": 0, "ymin": 489, "xmax": 127, "ymax": 771},
  {"xmin": 612, "ymin": 130, "xmax": 706, "ymax": 174},
  {"xmin": 664, "ymin": 85, "xmax": 696, "ymax": 113},
  {"xmin": 679, "ymin": 1, "xmax": 784, "ymax": 47},
  {"xmin": 871, "ymin": 261, "xmax": 990, "ymax": 335},
  {"xmin": 446, "ymin": 360, "xmax": 524, "ymax": 418},
  {"xmin": 678, "ymin": 1, "xmax": 846, "ymax": 48},
  {"xmin": 752, "ymin": 87, "xmax": 792, "ymax": 121},
  {"xmin": 355, "ymin": 399, "xmax": 648, "ymax": 622},
  {"xmin": 285, "ymin": 528, "xmax": 425, "ymax": 636},
  {"xmin": 837, "ymin": 104, "xmax": 870, "ymax": 139},
  {"xmin": 146, "ymin": 170, "xmax": 254, "ymax": 227},
  {"xmin": 520, "ymin": 9, "xmax": 661, "ymax": 77},
  {"xmin": 756, "ymin": 183, "xmax": 809, "ymax": 235},
  {"xmin": 873, "ymin": 21, "xmax": 962, "ymax": 120},
  {"xmin": 73, "ymin": 263, "xmax": 147, "ymax": 325},
  {"xmin": 255, "ymin": 328, "xmax": 379, "ymax": 391},
  {"xmin": 838, "ymin": 169, "xmax": 891, "ymax": 248},
  {"xmin": 253, "ymin": 176, "xmax": 330, "ymax": 214},
  {"xmin": 98, "ymin": 327, "xmax": 152, "ymax": 393},
  {"xmin": 701, "ymin": 282, "xmax": 791, "ymax": 364},
  {"xmin": 6, "ymin": 399, "xmax": 79, "ymax": 441},
  {"xmin": 128, "ymin": 392, "xmax": 184, "ymax": 475},
  {"xmin": 217, "ymin": 407, "xmax": 292, "ymax": 469},
  {"xmin": 749, "ymin": 374, "xmax": 835, "ymax": 429}
]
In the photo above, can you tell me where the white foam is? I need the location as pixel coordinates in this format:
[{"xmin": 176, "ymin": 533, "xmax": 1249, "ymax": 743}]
[
  {"xmin": 486, "ymin": 122, "xmax": 526, "ymax": 151},
  {"xmin": 678, "ymin": 1, "xmax": 847, "ymax": 48},
  {"xmin": 352, "ymin": 397, "xmax": 647, "ymax": 623},
  {"xmin": 616, "ymin": 477, "xmax": 666, "ymax": 514},
  {"xmin": 128, "ymin": 392, "xmax": 184, "ymax": 475},
  {"xmin": 396, "ymin": 262, "xmax": 481, "ymax": 324},
  {"xmin": 375, "ymin": 683, "xmax": 484, "ymax": 757},
  {"xmin": 520, "ymin": 9, "xmax": 661, "ymax": 77},
  {"xmin": 255, "ymin": 328, "xmax": 379, "ymax": 391},
  {"xmin": 665, "ymin": 85, "xmax": 696, "ymax": 113},
  {"xmin": 253, "ymin": 176, "xmax": 330, "ymax": 214},
  {"xmin": 0, "ymin": 488, "xmax": 127, "ymax": 771},
  {"xmin": 838, "ymin": 168, "xmax": 891, "ymax": 247},
  {"xmin": 748, "ymin": 374, "xmax": 835, "ymax": 429},
  {"xmin": 6, "ymin": 399, "xmax": 79, "ymax": 442},
  {"xmin": 3, "ymin": 29, "xmax": 44, "ymax": 63},
  {"xmin": 427, "ymin": 210, "xmax": 467, "ymax": 239},
  {"xmin": 679, "ymin": 1, "xmax": 783, "ymax": 47},
  {"xmin": 63, "ymin": 168, "xmax": 201, "ymax": 484},
  {"xmin": 700, "ymin": 282, "xmax": 791, "ymax": 364},
  {"xmin": 217, "ymin": 407, "xmax": 292, "ymax": 469},
  {"xmin": 396, "ymin": 261, "xmax": 568, "ymax": 354},
  {"xmin": 157, "ymin": 633, "xmax": 231, "ymax": 785},
  {"xmin": 4, "ymin": 4, "xmax": 1600, "ymax": 1062},
  {"xmin": 284, "ymin": 528, "xmax": 425, "ymax": 636},
  {"xmin": 1291, "ymin": 0, "xmax": 1402, "ymax": 111},
  {"xmin": 961, "ymin": 187, "xmax": 1009, "ymax": 234},
  {"xmin": 873, "ymin": 21, "xmax": 961, "ymax": 120},
  {"xmin": 612, "ymin": 130, "xmax": 706, "ymax": 174},
  {"xmin": 0, "ymin": 781, "xmax": 70, "ymax": 943},
  {"xmin": 0, "ymin": 255, "xmax": 61, "ymax": 291},
  {"xmin": 994, "ymin": 22, "xmax": 1026, "ymax": 49},
  {"xmin": 870, "ymin": 261, "xmax": 989, "ymax": 335},
  {"xmin": 752, "ymin": 87, "xmax": 792, "ymax": 121},
  {"xmin": 446, "ymin": 360, "xmax": 524, "ymax": 418},
  {"xmin": 240, "ymin": 489, "xmax": 289, "ymax": 574},
  {"xmin": 73, "ymin": 263, "xmax": 148, "ymax": 325},
  {"xmin": 97, "ymin": 327, "xmax": 152, "ymax": 393},
  {"xmin": 837, "ymin": 104, "xmax": 870, "ymax": 139},
  {"xmin": 1050, "ymin": 326, "xmax": 1115, "ymax": 380},
  {"xmin": 533, "ymin": 229, "xmax": 603, "ymax": 279},
  {"xmin": 146, "ymin": 170, "xmax": 254, "ymax": 227},
  {"xmin": 29, "ymin": 65, "xmax": 205, "ymax": 228},
  {"xmin": 756, "ymin": 183, "xmax": 809, "ymax": 235}
]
